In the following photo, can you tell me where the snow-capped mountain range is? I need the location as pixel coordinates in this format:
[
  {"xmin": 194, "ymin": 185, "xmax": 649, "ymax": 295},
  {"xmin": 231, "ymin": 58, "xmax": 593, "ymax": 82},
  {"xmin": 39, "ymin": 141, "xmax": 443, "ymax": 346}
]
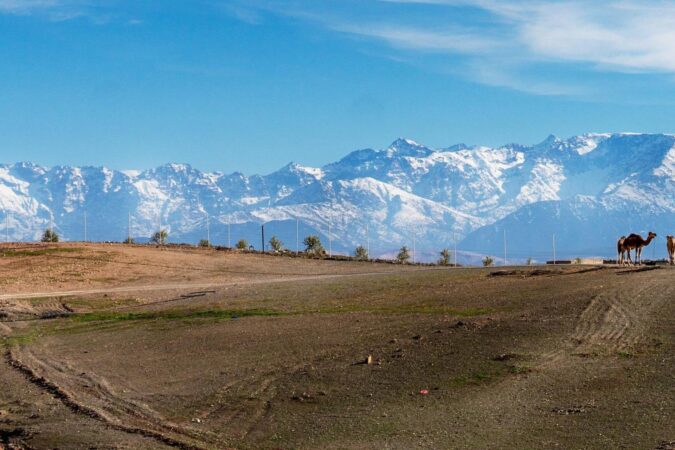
[{"xmin": 2, "ymin": 133, "xmax": 674, "ymax": 262}]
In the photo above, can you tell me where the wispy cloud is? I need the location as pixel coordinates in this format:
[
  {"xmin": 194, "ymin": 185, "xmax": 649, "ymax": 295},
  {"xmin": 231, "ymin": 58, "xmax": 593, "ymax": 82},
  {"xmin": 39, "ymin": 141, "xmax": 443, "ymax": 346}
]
[
  {"xmin": 0, "ymin": 0, "xmax": 61, "ymax": 14},
  {"xmin": 329, "ymin": 23, "xmax": 500, "ymax": 54},
  {"xmin": 223, "ymin": 0, "xmax": 675, "ymax": 96},
  {"xmin": 0, "ymin": 0, "xmax": 134, "ymax": 24},
  {"xmin": 380, "ymin": 0, "xmax": 675, "ymax": 73}
]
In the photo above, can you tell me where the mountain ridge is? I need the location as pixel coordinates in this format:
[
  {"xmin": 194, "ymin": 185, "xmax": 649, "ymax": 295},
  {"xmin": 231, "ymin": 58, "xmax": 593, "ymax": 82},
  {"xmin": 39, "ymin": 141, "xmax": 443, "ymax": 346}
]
[{"xmin": 2, "ymin": 132, "xmax": 674, "ymax": 262}]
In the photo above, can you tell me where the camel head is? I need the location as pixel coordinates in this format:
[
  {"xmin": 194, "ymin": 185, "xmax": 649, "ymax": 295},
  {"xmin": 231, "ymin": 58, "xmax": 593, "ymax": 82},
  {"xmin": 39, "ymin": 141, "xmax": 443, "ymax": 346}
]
[{"xmin": 648, "ymin": 231, "xmax": 657, "ymax": 239}]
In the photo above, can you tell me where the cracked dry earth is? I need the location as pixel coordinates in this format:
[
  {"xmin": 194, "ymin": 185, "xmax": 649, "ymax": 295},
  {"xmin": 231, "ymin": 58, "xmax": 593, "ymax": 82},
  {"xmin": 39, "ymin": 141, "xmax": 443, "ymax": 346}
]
[{"xmin": 0, "ymin": 248, "xmax": 673, "ymax": 449}]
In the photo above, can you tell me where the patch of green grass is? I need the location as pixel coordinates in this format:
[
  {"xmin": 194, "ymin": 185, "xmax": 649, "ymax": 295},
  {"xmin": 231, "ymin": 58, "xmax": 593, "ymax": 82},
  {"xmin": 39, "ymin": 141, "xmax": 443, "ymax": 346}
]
[
  {"xmin": 507, "ymin": 364, "xmax": 532, "ymax": 375},
  {"xmin": 450, "ymin": 361, "xmax": 511, "ymax": 387},
  {"xmin": 617, "ymin": 351, "xmax": 635, "ymax": 359},
  {"xmin": 70, "ymin": 307, "xmax": 282, "ymax": 324},
  {"xmin": 312, "ymin": 304, "xmax": 492, "ymax": 317},
  {"xmin": 1, "ymin": 327, "xmax": 42, "ymax": 349},
  {"xmin": 63, "ymin": 297, "xmax": 139, "ymax": 311},
  {"xmin": 0, "ymin": 247, "xmax": 82, "ymax": 257}
]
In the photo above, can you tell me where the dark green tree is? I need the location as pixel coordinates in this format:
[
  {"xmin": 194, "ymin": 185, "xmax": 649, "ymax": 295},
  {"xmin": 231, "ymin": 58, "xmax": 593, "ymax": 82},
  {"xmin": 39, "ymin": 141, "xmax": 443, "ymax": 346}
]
[
  {"xmin": 303, "ymin": 235, "xmax": 325, "ymax": 256},
  {"xmin": 397, "ymin": 246, "xmax": 410, "ymax": 264},
  {"xmin": 354, "ymin": 245, "xmax": 369, "ymax": 261},
  {"xmin": 151, "ymin": 229, "xmax": 168, "ymax": 245},
  {"xmin": 439, "ymin": 248, "xmax": 451, "ymax": 266},
  {"xmin": 236, "ymin": 239, "xmax": 248, "ymax": 250},
  {"xmin": 41, "ymin": 229, "xmax": 59, "ymax": 243},
  {"xmin": 269, "ymin": 236, "xmax": 283, "ymax": 252}
]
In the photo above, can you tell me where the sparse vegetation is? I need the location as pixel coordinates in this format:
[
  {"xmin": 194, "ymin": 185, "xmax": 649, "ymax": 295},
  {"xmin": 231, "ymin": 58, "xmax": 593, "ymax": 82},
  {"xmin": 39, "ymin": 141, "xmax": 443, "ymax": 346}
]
[
  {"xmin": 482, "ymin": 256, "xmax": 494, "ymax": 267},
  {"xmin": 527, "ymin": 257, "xmax": 533, "ymax": 266},
  {"xmin": 1, "ymin": 247, "xmax": 80, "ymax": 257},
  {"xmin": 354, "ymin": 245, "xmax": 369, "ymax": 260},
  {"xmin": 123, "ymin": 237, "xmax": 135, "ymax": 244},
  {"xmin": 151, "ymin": 229, "xmax": 168, "ymax": 245},
  {"xmin": 439, "ymin": 248, "xmax": 451, "ymax": 265},
  {"xmin": 303, "ymin": 235, "xmax": 325, "ymax": 256},
  {"xmin": 199, "ymin": 239, "xmax": 210, "ymax": 247},
  {"xmin": 397, "ymin": 246, "xmax": 410, "ymax": 264},
  {"xmin": 269, "ymin": 236, "xmax": 283, "ymax": 252},
  {"xmin": 236, "ymin": 239, "xmax": 248, "ymax": 250},
  {"xmin": 41, "ymin": 228, "xmax": 59, "ymax": 242}
]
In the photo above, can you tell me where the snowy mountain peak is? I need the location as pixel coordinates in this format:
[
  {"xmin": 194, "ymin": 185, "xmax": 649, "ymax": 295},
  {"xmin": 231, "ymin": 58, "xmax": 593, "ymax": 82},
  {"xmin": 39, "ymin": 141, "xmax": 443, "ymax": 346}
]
[{"xmin": 387, "ymin": 138, "xmax": 434, "ymax": 157}]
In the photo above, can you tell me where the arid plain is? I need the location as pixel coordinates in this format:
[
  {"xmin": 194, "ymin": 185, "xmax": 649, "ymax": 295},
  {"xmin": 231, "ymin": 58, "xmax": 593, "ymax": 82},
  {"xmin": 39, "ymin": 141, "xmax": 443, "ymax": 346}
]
[{"xmin": 0, "ymin": 244, "xmax": 673, "ymax": 449}]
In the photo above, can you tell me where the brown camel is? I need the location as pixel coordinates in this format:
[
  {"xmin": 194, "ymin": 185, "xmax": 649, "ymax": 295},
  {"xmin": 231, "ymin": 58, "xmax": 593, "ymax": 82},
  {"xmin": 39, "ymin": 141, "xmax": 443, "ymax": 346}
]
[
  {"xmin": 617, "ymin": 236, "xmax": 627, "ymax": 265},
  {"xmin": 622, "ymin": 232, "xmax": 657, "ymax": 265},
  {"xmin": 667, "ymin": 235, "xmax": 675, "ymax": 266}
]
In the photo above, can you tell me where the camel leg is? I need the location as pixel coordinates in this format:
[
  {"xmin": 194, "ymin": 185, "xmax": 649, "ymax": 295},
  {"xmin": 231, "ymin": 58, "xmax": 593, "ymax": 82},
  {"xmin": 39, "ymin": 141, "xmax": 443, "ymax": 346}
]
[
  {"xmin": 626, "ymin": 249, "xmax": 633, "ymax": 265},
  {"xmin": 637, "ymin": 247, "xmax": 642, "ymax": 265}
]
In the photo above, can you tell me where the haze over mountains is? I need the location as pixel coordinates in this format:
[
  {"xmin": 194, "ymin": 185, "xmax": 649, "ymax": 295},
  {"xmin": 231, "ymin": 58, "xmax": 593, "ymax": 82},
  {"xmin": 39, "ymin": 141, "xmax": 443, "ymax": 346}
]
[{"xmin": 2, "ymin": 133, "xmax": 674, "ymax": 262}]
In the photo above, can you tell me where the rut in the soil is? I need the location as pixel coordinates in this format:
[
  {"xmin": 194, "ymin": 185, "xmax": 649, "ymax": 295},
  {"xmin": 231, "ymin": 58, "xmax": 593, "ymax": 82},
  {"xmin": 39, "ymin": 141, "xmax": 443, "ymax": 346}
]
[
  {"xmin": 540, "ymin": 278, "xmax": 668, "ymax": 365},
  {"xmin": 4, "ymin": 349, "xmax": 213, "ymax": 450}
]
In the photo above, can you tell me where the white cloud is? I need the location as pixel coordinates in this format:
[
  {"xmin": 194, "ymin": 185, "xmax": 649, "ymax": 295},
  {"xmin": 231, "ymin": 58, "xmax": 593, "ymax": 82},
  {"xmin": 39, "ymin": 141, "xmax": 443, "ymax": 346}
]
[{"xmin": 379, "ymin": 0, "xmax": 675, "ymax": 74}]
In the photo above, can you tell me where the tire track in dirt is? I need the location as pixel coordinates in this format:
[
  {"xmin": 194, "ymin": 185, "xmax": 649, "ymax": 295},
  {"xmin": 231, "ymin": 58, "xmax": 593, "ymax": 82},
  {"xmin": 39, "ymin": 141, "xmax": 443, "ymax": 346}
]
[
  {"xmin": 541, "ymin": 273, "xmax": 671, "ymax": 367},
  {"xmin": 6, "ymin": 348, "xmax": 227, "ymax": 450}
]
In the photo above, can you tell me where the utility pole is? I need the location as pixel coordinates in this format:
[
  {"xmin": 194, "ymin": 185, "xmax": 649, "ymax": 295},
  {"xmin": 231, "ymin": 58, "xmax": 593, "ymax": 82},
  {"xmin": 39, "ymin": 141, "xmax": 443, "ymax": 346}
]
[
  {"xmin": 159, "ymin": 210, "xmax": 162, "ymax": 244},
  {"xmin": 227, "ymin": 223, "xmax": 231, "ymax": 248},
  {"xmin": 261, "ymin": 224, "xmax": 265, "ymax": 252},
  {"xmin": 412, "ymin": 235, "xmax": 416, "ymax": 264},
  {"xmin": 366, "ymin": 224, "xmax": 370, "ymax": 260},
  {"xmin": 206, "ymin": 213, "xmax": 210, "ymax": 247},
  {"xmin": 5, "ymin": 212, "xmax": 9, "ymax": 243},
  {"xmin": 454, "ymin": 232, "xmax": 457, "ymax": 267},
  {"xmin": 296, "ymin": 218, "xmax": 299, "ymax": 255},
  {"xmin": 553, "ymin": 234, "xmax": 557, "ymax": 265},
  {"xmin": 84, "ymin": 211, "xmax": 87, "ymax": 242},
  {"xmin": 328, "ymin": 223, "xmax": 332, "ymax": 257},
  {"xmin": 127, "ymin": 212, "xmax": 131, "ymax": 243},
  {"xmin": 503, "ymin": 229, "xmax": 507, "ymax": 266}
]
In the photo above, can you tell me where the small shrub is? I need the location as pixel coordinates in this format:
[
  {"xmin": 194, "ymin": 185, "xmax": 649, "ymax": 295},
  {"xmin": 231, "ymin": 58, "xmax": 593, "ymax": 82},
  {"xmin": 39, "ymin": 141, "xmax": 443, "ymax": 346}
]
[
  {"xmin": 41, "ymin": 229, "xmax": 59, "ymax": 243},
  {"xmin": 151, "ymin": 229, "xmax": 168, "ymax": 245},
  {"xmin": 526, "ymin": 257, "xmax": 533, "ymax": 266},
  {"xmin": 397, "ymin": 246, "xmax": 410, "ymax": 264},
  {"xmin": 199, "ymin": 239, "xmax": 210, "ymax": 247},
  {"xmin": 482, "ymin": 256, "xmax": 494, "ymax": 267},
  {"xmin": 303, "ymin": 235, "xmax": 325, "ymax": 256},
  {"xmin": 236, "ymin": 239, "xmax": 248, "ymax": 250},
  {"xmin": 354, "ymin": 245, "xmax": 369, "ymax": 260},
  {"xmin": 269, "ymin": 236, "xmax": 283, "ymax": 252},
  {"xmin": 123, "ymin": 237, "xmax": 135, "ymax": 244},
  {"xmin": 439, "ymin": 248, "xmax": 451, "ymax": 265}
]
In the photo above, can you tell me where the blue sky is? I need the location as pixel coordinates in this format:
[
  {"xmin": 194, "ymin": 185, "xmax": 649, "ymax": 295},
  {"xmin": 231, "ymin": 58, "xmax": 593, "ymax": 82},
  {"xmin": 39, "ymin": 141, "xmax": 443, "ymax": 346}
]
[{"xmin": 2, "ymin": 0, "xmax": 675, "ymax": 174}]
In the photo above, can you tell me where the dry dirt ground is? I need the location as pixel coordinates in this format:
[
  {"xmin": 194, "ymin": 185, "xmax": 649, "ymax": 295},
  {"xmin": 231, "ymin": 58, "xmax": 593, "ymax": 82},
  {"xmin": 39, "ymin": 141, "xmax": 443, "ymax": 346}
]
[{"xmin": 0, "ymin": 244, "xmax": 673, "ymax": 449}]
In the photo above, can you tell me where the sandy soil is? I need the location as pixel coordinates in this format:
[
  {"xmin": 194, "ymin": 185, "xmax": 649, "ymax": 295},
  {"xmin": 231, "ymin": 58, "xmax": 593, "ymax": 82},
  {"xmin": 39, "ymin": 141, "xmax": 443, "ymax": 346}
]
[{"xmin": 1, "ymin": 244, "xmax": 673, "ymax": 449}]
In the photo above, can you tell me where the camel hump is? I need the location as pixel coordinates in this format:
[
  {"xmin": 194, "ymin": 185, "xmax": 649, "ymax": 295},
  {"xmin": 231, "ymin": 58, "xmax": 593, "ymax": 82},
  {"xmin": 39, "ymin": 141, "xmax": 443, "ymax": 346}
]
[{"xmin": 627, "ymin": 233, "xmax": 640, "ymax": 238}]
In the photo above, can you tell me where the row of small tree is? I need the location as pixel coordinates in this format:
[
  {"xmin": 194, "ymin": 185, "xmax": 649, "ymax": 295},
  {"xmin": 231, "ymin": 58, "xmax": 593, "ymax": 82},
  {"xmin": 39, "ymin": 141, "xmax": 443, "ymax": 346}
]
[{"xmin": 38, "ymin": 228, "xmax": 463, "ymax": 265}]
